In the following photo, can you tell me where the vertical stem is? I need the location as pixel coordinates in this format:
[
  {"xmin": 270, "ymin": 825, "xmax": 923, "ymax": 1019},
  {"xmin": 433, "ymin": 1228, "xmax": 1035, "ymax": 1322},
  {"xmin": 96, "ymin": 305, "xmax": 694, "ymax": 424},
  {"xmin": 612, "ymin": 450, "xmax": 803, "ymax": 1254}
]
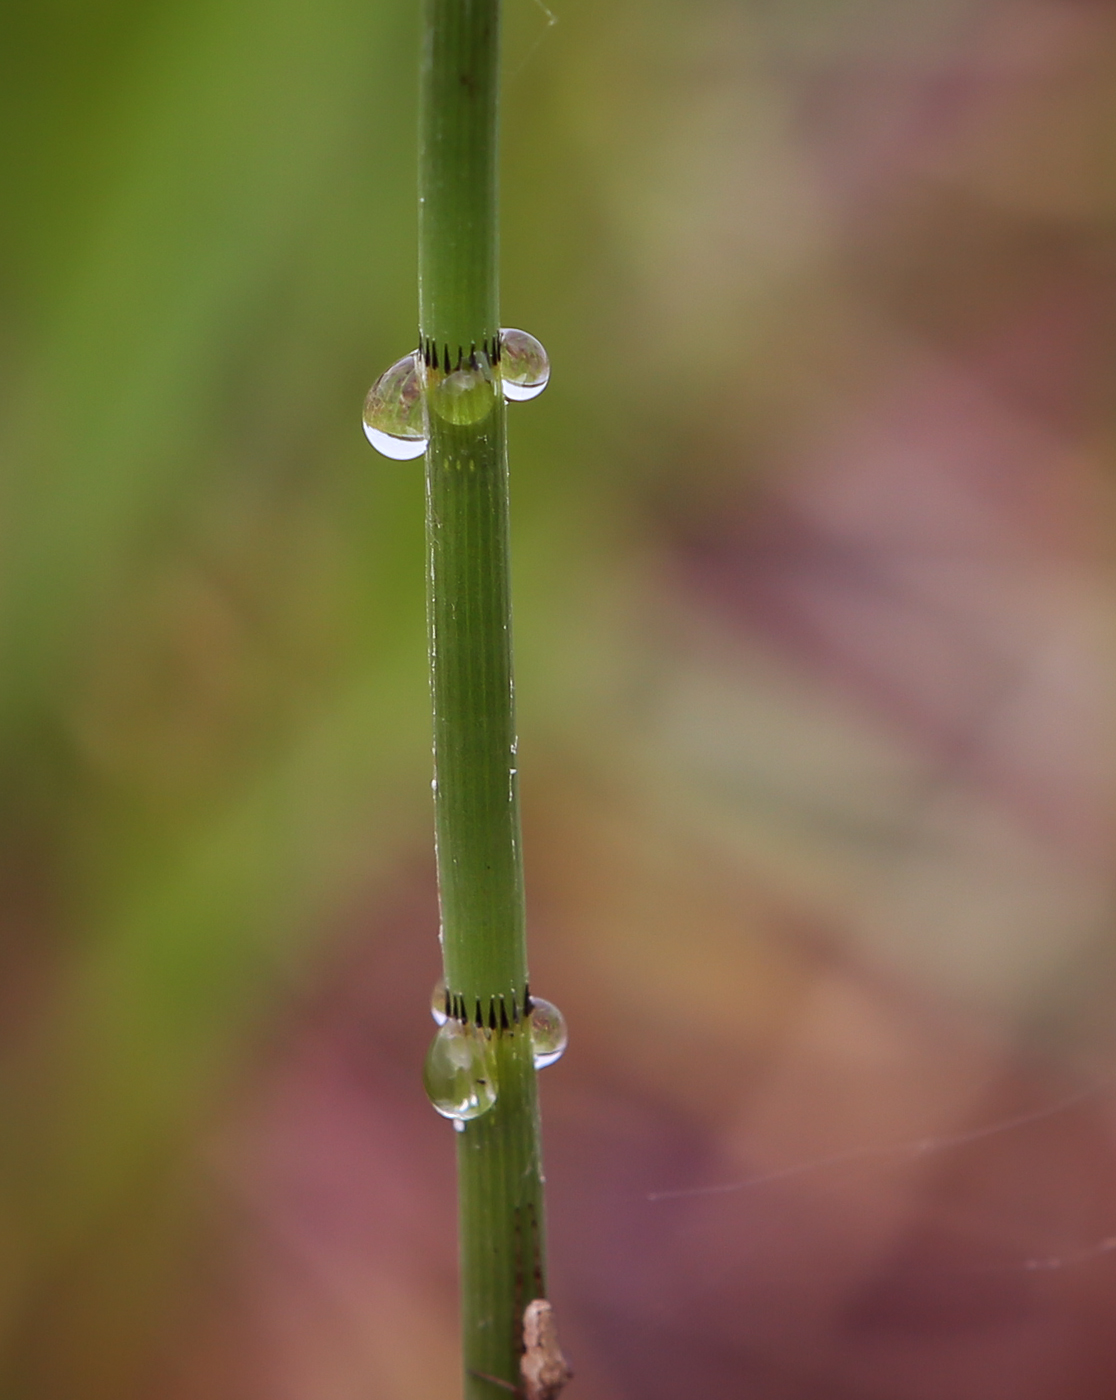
[
  {"xmin": 419, "ymin": 2, "xmax": 546, "ymax": 1395},
  {"xmin": 420, "ymin": 0, "xmax": 499, "ymax": 354}
]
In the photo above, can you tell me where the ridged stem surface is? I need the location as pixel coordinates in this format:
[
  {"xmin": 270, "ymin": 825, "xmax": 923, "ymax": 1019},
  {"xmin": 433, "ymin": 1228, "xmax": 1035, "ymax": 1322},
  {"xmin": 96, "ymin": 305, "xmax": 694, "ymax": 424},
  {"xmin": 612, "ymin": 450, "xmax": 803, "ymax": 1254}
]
[{"xmin": 419, "ymin": 2, "xmax": 546, "ymax": 1395}]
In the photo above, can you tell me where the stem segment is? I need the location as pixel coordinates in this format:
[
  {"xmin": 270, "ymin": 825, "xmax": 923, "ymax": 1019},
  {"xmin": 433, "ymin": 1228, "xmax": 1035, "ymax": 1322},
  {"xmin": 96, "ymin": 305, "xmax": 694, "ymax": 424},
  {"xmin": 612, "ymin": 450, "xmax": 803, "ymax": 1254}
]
[{"xmin": 419, "ymin": 1, "xmax": 546, "ymax": 1394}]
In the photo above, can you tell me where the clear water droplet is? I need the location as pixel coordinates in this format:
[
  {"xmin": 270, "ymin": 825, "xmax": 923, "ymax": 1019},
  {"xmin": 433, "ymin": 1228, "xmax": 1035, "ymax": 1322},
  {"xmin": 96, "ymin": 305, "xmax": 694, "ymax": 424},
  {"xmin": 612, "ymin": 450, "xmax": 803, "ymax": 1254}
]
[
  {"xmin": 430, "ymin": 977, "xmax": 448, "ymax": 1026},
  {"xmin": 429, "ymin": 350, "xmax": 497, "ymax": 426},
  {"xmin": 499, "ymin": 328, "xmax": 550, "ymax": 402},
  {"xmin": 363, "ymin": 351, "xmax": 428, "ymax": 458},
  {"xmin": 454, "ymin": 1119, "xmax": 466, "ymax": 1133},
  {"xmin": 423, "ymin": 1020, "xmax": 498, "ymax": 1121},
  {"xmin": 528, "ymin": 996, "xmax": 567, "ymax": 1069}
]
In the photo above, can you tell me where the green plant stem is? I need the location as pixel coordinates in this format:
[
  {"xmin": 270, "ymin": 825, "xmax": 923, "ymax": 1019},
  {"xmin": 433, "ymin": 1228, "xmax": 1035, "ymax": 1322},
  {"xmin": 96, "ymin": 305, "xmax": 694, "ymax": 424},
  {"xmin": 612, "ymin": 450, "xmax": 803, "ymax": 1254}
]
[{"xmin": 419, "ymin": 1, "xmax": 546, "ymax": 1395}]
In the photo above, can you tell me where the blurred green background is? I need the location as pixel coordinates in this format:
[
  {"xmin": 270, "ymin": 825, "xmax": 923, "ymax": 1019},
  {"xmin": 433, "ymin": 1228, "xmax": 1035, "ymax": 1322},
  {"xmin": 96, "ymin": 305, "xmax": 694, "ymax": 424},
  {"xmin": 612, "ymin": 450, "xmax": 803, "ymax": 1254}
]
[{"xmin": 2, "ymin": 0, "xmax": 1116, "ymax": 1396}]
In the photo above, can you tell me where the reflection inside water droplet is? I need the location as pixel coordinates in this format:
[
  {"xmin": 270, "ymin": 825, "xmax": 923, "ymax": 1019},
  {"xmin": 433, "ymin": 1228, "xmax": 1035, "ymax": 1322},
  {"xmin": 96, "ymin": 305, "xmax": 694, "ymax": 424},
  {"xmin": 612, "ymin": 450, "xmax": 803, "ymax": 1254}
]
[
  {"xmin": 528, "ymin": 996, "xmax": 567, "ymax": 1069},
  {"xmin": 499, "ymin": 328, "xmax": 550, "ymax": 402},
  {"xmin": 423, "ymin": 1020, "xmax": 498, "ymax": 1121},
  {"xmin": 430, "ymin": 977, "xmax": 448, "ymax": 1026},
  {"xmin": 428, "ymin": 348, "xmax": 497, "ymax": 426},
  {"xmin": 362, "ymin": 351, "xmax": 428, "ymax": 458}
]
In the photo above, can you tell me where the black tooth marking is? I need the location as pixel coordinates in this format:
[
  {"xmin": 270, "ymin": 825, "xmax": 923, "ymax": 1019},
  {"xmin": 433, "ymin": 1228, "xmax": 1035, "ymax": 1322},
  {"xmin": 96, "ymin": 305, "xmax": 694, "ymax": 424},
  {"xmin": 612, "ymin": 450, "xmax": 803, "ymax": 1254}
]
[
  {"xmin": 474, "ymin": 997, "xmax": 483, "ymax": 1027},
  {"xmin": 499, "ymin": 996, "xmax": 510, "ymax": 1031},
  {"xmin": 523, "ymin": 983, "xmax": 533, "ymax": 1016},
  {"xmin": 457, "ymin": 345, "xmax": 464, "ymax": 371},
  {"xmin": 443, "ymin": 344, "xmax": 450, "ymax": 373},
  {"xmin": 488, "ymin": 1001, "xmax": 497, "ymax": 1031},
  {"xmin": 470, "ymin": 341, "xmax": 477, "ymax": 369}
]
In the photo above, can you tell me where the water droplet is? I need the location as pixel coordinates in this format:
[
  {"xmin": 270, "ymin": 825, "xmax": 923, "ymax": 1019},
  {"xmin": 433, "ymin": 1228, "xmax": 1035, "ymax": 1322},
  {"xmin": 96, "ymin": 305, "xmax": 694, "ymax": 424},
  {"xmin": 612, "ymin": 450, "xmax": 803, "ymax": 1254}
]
[
  {"xmin": 499, "ymin": 328, "xmax": 550, "ymax": 402},
  {"xmin": 423, "ymin": 1020, "xmax": 498, "ymax": 1121},
  {"xmin": 428, "ymin": 350, "xmax": 497, "ymax": 426},
  {"xmin": 430, "ymin": 977, "xmax": 449, "ymax": 1026},
  {"xmin": 362, "ymin": 351, "xmax": 428, "ymax": 458},
  {"xmin": 454, "ymin": 1119, "xmax": 466, "ymax": 1133},
  {"xmin": 528, "ymin": 996, "xmax": 567, "ymax": 1069}
]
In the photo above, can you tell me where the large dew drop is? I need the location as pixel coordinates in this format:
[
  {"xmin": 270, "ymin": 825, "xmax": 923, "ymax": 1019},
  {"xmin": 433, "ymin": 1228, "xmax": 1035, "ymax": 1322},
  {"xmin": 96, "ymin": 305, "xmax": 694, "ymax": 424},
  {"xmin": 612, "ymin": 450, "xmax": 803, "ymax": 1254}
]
[
  {"xmin": 499, "ymin": 328, "xmax": 550, "ymax": 402},
  {"xmin": 528, "ymin": 996, "xmax": 568, "ymax": 1069},
  {"xmin": 423, "ymin": 1020, "xmax": 498, "ymax": 1121},
  {"xmin": 362, "ymin": 351, "xmax": 428, "ymax": 459}
]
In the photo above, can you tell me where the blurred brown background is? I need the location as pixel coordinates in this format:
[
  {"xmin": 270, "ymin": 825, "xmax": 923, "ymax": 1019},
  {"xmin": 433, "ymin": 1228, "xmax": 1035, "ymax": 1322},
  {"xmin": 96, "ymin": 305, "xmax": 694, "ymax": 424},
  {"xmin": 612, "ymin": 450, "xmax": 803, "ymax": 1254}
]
[{"xmin": 1, "ymin": 0, "xmax": 1115, "ymax": 1395}]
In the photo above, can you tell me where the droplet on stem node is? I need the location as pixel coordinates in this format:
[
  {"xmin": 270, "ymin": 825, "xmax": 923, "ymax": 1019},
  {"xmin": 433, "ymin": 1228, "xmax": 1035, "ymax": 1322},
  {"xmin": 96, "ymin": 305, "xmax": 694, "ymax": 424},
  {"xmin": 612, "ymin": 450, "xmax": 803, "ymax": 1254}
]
[
  {"xmin": 528, "ymin": 996, "xmax": 567, "ymax": 1069},
  {"xmin": 423, "ymin": 1020, "xmax": 498, "ymax": 1121},
  {"xmin": 362, "ymin": 351, "xmax": 427, "ymax": 458},
  {"xmin": 428, "ymin": 347, "xmax": 498, "ymax": 426},
  {"xmin": 499, "ymin": 328, "xmax": 550, "ymax": 401},
  {"xmin": 363, "ymin": 330, "xmax": 550, "ymax": 458}
]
